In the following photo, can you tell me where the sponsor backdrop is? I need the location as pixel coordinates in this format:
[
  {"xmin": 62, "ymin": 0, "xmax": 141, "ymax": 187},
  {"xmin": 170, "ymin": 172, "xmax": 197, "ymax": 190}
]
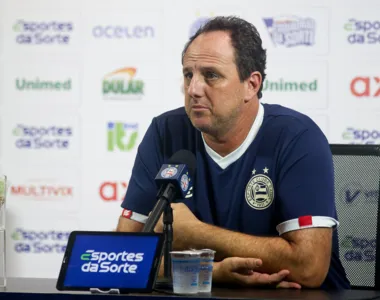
[{"xmin": 0, "ymin": 0, "xmax": 379, "ymax": 278}]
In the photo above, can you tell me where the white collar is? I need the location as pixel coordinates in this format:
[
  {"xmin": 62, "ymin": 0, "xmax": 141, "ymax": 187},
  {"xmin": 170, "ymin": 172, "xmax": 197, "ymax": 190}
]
[{"xmin": 202, "ymin": 103, "xmax": 264, "ymax": 169}]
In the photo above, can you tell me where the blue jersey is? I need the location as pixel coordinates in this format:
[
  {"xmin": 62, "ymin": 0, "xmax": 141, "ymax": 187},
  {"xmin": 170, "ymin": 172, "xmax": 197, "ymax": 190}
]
[{"xmin": 121, "ymin": 103, "xmax": 350, "ymax": 289}]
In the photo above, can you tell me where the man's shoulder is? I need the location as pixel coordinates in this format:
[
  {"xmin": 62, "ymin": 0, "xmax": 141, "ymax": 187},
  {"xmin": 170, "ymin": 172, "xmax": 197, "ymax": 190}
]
[
  {"xmin": 151, "ymin": 107, "xmax": 198, "ymax": 155},
  {"xmin": 152, "ymin": 107, "xmax": 197, "ymax": 139},
  {"xmin": 156, "ymin": 106, "xmax": 188, "ymax": 119},
  {"xmin": 153, "ymin": 107, "xmax": 191, "ymax": 127},
  {"xmin": 262, "ymin": 103, "xmax": 323, "ymax": 135}
]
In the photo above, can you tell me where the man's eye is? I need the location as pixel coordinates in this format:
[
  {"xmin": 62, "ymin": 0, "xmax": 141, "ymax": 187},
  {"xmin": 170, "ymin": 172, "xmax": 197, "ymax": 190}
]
[
  {"xmin": 205, "ymin": 72, "xmax": 219, "ymax": 79},
  {"xmin": 184, "ymin": 72, "xmax": 193, "ymax": 80}
]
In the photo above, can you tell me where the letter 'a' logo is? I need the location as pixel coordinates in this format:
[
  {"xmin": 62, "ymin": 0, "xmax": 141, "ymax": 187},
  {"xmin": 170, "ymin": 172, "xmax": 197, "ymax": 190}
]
[{"xmin": 350, "ymin": 76, "xmax": 380, "ymax": 97}]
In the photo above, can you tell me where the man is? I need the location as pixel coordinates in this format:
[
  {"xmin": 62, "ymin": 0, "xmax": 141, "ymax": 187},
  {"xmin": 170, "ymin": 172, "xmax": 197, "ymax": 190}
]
[{"xmin": 117, "ymin": 16, "xmax": 350, "ymax": 289}]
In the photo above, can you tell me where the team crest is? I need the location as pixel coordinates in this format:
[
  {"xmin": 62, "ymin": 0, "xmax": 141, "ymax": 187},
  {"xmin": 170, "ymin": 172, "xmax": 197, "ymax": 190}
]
[{"xmin": 245, "ymin": 169, "xmax": 274, "ymax": 210}]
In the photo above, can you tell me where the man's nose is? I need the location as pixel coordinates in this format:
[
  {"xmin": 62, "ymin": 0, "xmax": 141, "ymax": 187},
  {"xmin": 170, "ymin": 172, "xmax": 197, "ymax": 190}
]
[{"xmin": 187, "ymin": 75, "xmax": 204, "ymax": 98}]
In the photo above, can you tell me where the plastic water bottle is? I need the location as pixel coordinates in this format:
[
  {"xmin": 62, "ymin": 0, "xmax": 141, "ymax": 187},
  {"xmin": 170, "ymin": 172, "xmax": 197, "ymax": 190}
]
[{"xmin": 0, "ymin": 176, "xmax": 7, "ymax": 288}]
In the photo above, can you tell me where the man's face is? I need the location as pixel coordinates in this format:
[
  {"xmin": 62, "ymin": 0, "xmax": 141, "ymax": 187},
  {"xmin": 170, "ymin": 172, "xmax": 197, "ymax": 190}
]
[{"xmin": 182, "ymin": 31, "xmax": 247, "ymax": 136}]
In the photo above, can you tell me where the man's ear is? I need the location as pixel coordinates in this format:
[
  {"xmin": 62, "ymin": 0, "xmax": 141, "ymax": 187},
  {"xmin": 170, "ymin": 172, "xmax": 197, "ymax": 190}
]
[{"xmin": 244, "ymin": 71, "xmax": 262, "ymax": 102}]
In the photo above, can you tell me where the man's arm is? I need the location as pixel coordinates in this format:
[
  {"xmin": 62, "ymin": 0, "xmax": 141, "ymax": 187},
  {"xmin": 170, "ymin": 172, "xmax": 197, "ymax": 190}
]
[
  {"xmin": 189, "ymin": 220, "xmax": 331, "ymax": 287},
  {"xmin": 162, "ymin": 203, "xmax": 331, "ymax": 288},
  {"xmin": 116, "ymin": 216, "xmax": 144, "ymax": 232}
]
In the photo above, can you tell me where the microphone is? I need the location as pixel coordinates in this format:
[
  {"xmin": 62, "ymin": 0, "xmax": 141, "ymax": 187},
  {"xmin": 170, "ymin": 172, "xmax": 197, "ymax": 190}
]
[{"xmin": 142, "ymin": 149, "xmax": 196, "ymax": 233}]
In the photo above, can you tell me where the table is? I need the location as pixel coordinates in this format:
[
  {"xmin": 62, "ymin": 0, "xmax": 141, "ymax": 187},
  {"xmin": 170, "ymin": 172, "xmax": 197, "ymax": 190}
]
[{"xmin": 0, "ymin": 278, "xmax": 379, "ymax": 300}]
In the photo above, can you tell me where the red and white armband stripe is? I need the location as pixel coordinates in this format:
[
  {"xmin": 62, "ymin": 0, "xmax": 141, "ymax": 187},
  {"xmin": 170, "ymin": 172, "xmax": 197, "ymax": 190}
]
[
  {"xmin": 121, "ymin": 209, "xmax": 148, "ymax": 224},
  {"xmin": 276, "ymin": 215, "xmax": 339, "ymax": 235}
]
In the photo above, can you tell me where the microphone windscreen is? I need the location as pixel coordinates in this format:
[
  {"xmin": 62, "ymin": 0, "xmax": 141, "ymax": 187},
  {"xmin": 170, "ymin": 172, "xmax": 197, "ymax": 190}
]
[{"xmin": 168, "ymin": 150, "xmax": 197, "ymax": 178}]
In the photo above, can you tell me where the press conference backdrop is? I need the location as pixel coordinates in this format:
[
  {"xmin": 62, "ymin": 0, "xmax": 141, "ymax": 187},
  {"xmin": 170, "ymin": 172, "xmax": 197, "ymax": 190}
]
[{"xmin": 0, "ymin": 0, "xmax": 379, "ymax": 278}]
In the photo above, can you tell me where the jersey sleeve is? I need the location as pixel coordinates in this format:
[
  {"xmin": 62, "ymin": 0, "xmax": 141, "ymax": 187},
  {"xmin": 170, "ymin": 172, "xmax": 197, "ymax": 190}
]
[
  {"xmin": 120, "ymin": 117, "xmax": 163, "ymax": 223},
  {"xmin": 275, "ymin": 127, "xmax": 339, "ymax": 235}
]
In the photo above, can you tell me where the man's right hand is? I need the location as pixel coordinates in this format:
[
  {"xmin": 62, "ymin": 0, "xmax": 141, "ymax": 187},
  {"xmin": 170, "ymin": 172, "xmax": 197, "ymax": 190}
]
[{"xmin": 213, "ymin": 257, "xmax": 302, "ymax": 289}]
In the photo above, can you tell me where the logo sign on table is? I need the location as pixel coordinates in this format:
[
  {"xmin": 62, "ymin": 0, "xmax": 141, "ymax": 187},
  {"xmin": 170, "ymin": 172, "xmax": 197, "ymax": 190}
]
[{"xmin": 56, "ymin": 232, "xmax": 164, "ymax": 293}]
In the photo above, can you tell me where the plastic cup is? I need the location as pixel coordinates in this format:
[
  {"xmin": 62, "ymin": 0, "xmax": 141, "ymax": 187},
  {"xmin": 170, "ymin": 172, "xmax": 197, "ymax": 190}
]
[
  {"xmin": 197, "ymin": 249, "xmax": 215, "ymax": 293},
  {"xmin": 170, "ymin": 251, "xmax": 201, "ymax": 294}
]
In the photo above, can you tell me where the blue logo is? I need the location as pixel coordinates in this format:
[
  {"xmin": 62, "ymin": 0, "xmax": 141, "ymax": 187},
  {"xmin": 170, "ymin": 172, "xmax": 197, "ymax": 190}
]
[
  {"xmin": 92, "ymin": 25, "xmax": 154, "ymax": 39},
  {"xmin": 340, "ymin": 182, "xmax": 378, "ymax": 205},
  {"xmin": 13, "ymin": 20, "xmax": 73, "ymax": 45},
  {"xmin": 189, "ymin": 17, "xmax": 210, "ymax": 38},
  {"xmin": 263, "ymin": 16, "xmax": 316, "ymax": 47},
  {"xmin": 80, "ymin": 250, "xmax": 145, "ymax": 273},
  {"xmin": 11, "ymin": 228, "xmax": 70, "ymax": 253},
  {"xmin": 342, "ymin": 127, "xmax": 380, "ymax": 144},
  {"xmin": 180, "ymin": 174, "xmax": 189, "ymax": 192},
  {"xmin": 160, "ymin": 167, "xmax": 178, "ymax": 178},
  {"xmin": 345, "ymin": 19, "xmax": 380, "ymax": 44},
  {"xmin": 340, "ymin": 235, "xmax": 375, "ymax": 262},
  {"xmin": 13, "ymin": 124, "xmax": 73, "ymax": 149}
]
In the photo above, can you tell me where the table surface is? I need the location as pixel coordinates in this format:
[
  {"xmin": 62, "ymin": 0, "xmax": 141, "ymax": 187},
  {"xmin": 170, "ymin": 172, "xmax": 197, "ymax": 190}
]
[{"xmin": 0, "ymin": 278, "xmax": 379, "ymax": 300}]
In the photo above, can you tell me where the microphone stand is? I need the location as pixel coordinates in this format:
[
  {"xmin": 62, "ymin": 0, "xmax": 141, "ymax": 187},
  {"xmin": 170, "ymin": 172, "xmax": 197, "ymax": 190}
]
[
  {"xmin": 142, "ymin": 185, "xmax": 175, "ymax": 289},
  {"xmin": 154, "ymin": 203, "xmax": 174, "ymax": 289},
  {"xmin": 163, "ymin": 204, "xmax": 173, "ymax": 282}
]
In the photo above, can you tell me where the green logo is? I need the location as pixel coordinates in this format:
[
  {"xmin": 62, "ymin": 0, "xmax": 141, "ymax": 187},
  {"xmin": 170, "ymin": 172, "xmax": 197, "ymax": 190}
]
[
  {"xmin": 11, "ymin": 230, "xmax": 21, "ymax": 240},
  {"xmin": 107, "ymin": 122, "xmax": 138, "ymax": 152},
  {"xmin": 103, "ymin": 67, "xmax": 144, "ymax": 100},
  {"xmin": 12, "ymin": 126, "xmax": 23, "ymax": 136},
  {"xmin": 81, "ymin": 253, "xmax": 91, "ymax": 260},
  {"xmin": 263, "ymin": 79, "xmax": 318, "ymax": 92},
  {"xmin": 15, "ymin": 78, "xmax": 72, "ymax": 91},
  {"xmin": 13, "ymin": 21, "xmax": 23, "ymax": 32}
]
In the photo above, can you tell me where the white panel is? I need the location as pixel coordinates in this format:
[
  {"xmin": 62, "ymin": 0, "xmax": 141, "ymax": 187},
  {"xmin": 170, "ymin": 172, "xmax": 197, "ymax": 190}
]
[
  {"xmin": 0, "ymin": 113, "xmax": 81, "ymax": 164},
  {"xmin": 2, "ymin": 164, "xmax": 81, "ymax": 218},
  {"xmin": 329, "ymin": 113, "xmax": 380, "ymax": 144},
  {"xmin": 2, "ymin": 8, "xmax": 82, "ymax": 55},
  {"xmin": 80, "ymin": 163, "xmax": 133, "ymax": 231},
  {"xmin": 6, "ymin": 216, "xmax": 79, "ymax": 278},
  {"xmin": 2, "ymin": 57, "xmax": 81, "ymax": 108},
  {"xmin": 82, "ymin": 10, "xmax": 164, "ymax": 58},
  {"xmin": 331, "ymin": 0, "xmax": 380, "ymax": 55},
  {"xmin": 261, "ymin": 60, "xmax": 328, "ymax": 110},
  {"xmin": 244, "ymin": 6, "xmax": 329, "ymax": 56},
  {"xmin": 81, "ymin": 55, "xmax": 164, "ymax": 110},
  {"xmin": 330, "ymin": 60, "xmax": 380, "ymax": 111}
]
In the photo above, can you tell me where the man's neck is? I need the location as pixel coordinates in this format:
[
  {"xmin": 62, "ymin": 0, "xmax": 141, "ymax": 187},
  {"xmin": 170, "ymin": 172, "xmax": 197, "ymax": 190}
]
[{"xmin": 203, "ymin": 101, "xmax": 259, "ymax": 157}]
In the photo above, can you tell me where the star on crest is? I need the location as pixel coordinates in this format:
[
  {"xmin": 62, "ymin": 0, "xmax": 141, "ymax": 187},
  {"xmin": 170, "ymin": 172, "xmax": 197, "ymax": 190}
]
[
  {"xmin": 252, "ymin": 169, "xmax": 256, "ymax": 175},
  {"xmin": 263, "ymin": 167, "xmax": 269, "ymax": 174}
]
